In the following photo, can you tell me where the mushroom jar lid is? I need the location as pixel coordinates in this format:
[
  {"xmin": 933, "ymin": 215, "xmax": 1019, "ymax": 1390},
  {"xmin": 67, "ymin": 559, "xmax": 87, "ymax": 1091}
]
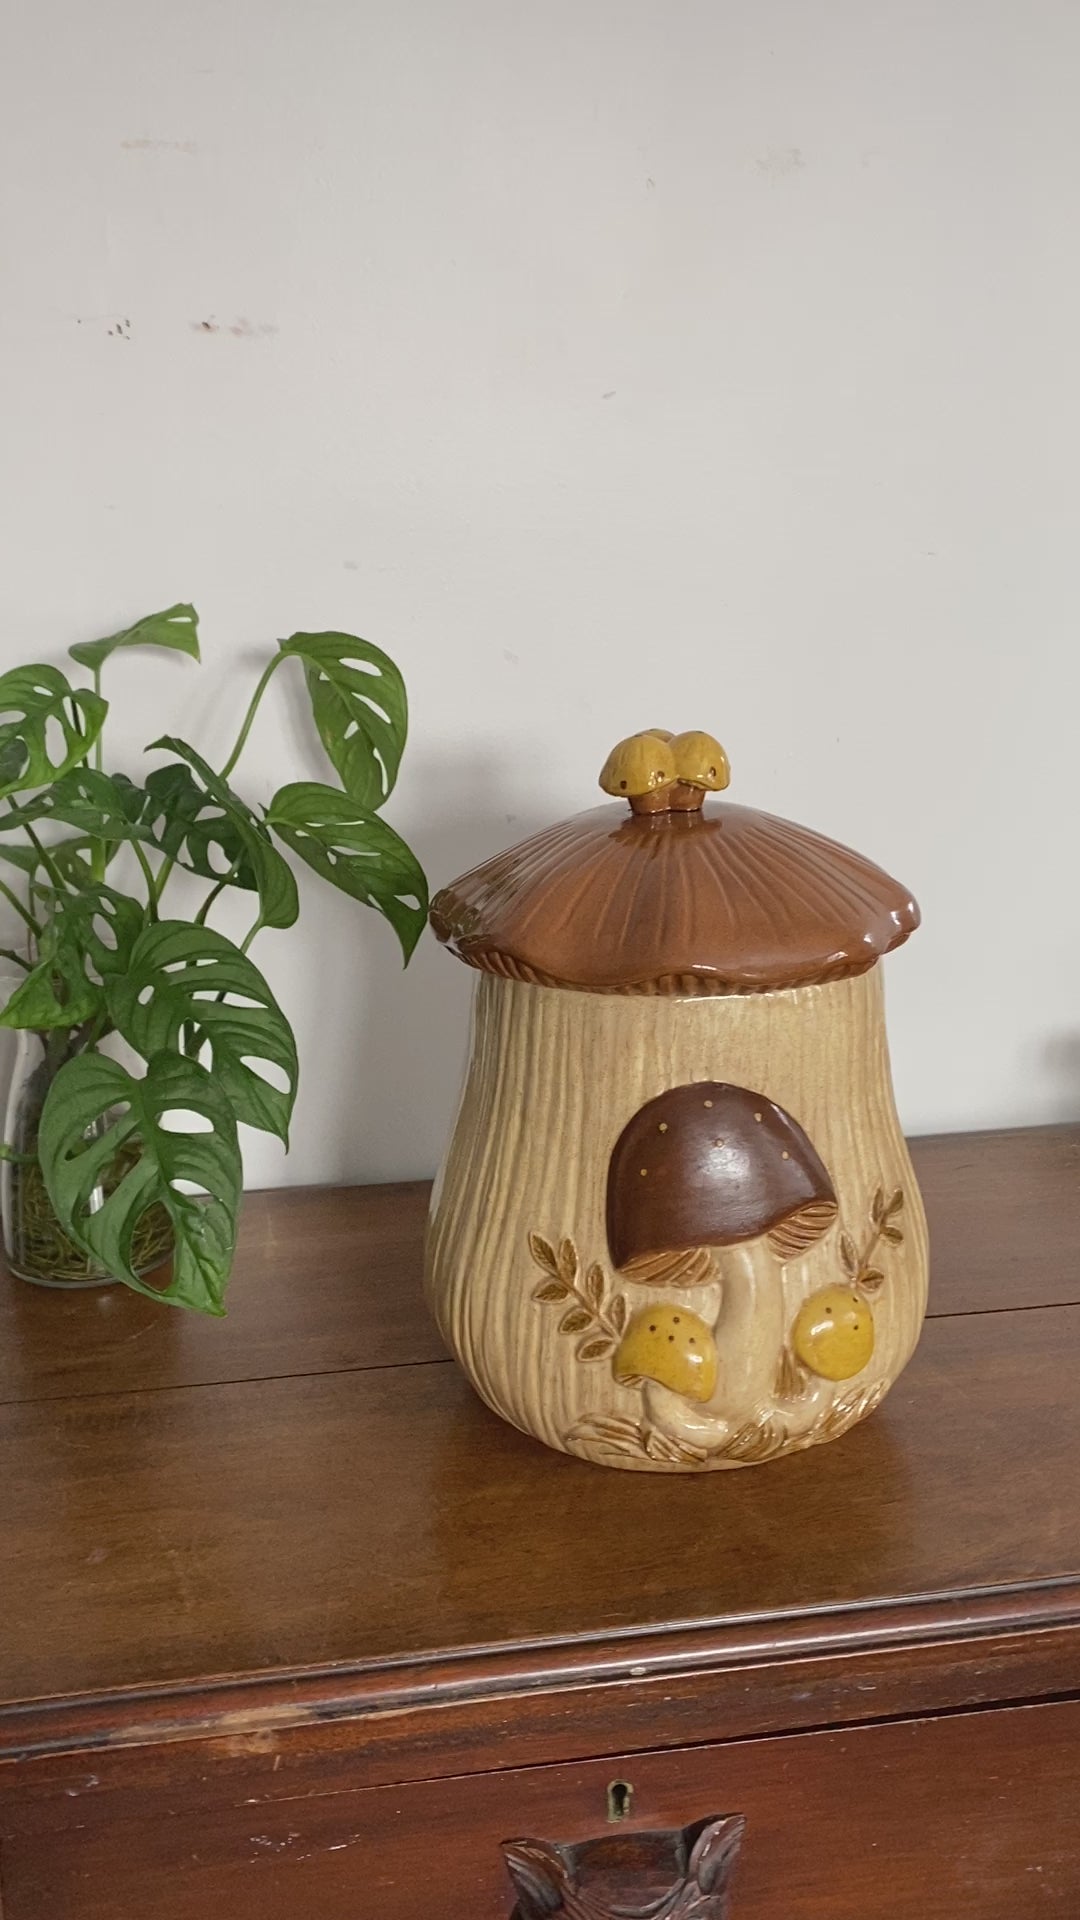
[{"xmin": 430, "ymin": 728, "xmax": 919, "ymax": 996}]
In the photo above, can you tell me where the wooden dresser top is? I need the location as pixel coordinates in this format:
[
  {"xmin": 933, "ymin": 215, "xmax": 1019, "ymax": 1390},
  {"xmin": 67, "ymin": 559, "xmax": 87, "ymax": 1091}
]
[{"xmin": 2, "ymin": 1125, "xmax": 1079, "ymax": 1768}]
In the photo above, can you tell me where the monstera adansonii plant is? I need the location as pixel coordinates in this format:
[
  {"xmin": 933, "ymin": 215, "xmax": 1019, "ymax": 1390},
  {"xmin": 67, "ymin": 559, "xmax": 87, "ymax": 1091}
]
[{"xmin": 0, "ymin": 605, "xmax": 426, "ymax": 1312}]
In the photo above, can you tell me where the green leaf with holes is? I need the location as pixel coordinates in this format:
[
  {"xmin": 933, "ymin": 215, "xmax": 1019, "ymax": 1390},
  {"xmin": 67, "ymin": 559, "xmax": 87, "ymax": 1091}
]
[
  {"xmin": 0, "ymin": 883, "xmax": 146, "ymax": 1030},
  {"xmin": 0, "ymin": 929, "xmax": 100, "ymax": 1029},
  {"xmin": 140, "ymin": 763, "xmax": 232, "ymax": 873},
  {"xmin": 279, "ymin": 632, "xmax": 407, "ymax": 809},
  {"xmin": 51, "ymin": 883, "xmax": 146, "ymax": 981},
  {"xmin": 0, "ymin": 664, "xmax": 107, "ymax": 799},
  {"xmin": 0, "ymin": 839, "xmax": 50, "ymax": 875},
  {"xmin": 69, "ymin": 602, "xmax": 200, "ymax": 672},
  {"xmin": 266, "ymin": 781, "xmax": 427, "ymax": 963},
  {"xmin": 0, "ymin": 837, "xmax": 100, "ymax": 891},
  {"xmin": 0, "ymin": 767, "xmax": 150, "ymax": 841},
  {"xmin": 50, "ymin": 838, "xmax": 104, "ymax": 886},
  {"xmin": 107, "ymin": 920, "xmax": 298, "ymax": 1142},
  {"xmin": 144, "ymin": 739, "xmax": 298, "ymax": 928},
  {"xmin": 38, "ymin": 1050, "xmax": 241, "ymax": 1314}
]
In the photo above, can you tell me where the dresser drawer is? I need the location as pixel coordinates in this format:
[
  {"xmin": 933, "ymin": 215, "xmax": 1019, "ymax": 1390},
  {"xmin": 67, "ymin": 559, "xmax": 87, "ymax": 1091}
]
[{"xmin": 3, "ymin": 1697, "xmax": 1078, "ymax": 1918}]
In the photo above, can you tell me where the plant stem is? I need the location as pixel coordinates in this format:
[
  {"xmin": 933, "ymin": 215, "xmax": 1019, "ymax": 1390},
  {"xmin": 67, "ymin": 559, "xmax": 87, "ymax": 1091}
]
[
  {"xmin": 219, "ymin": 653, "xmax": 285, "ymax": 782},
  {"xmin": 92, "ymin": 669, "xmax": 103, "ymax": 772},
  {"xmin": 88, "ymin": 673, "xmax": 105, "ymax": 872},
  {"xmin": 0, "ymin": 947, "xmax": 31, "ymax": 972},
  {"xmin": 150, "ymin": 854, "xmax": 176, "ymax": 914},
  {"xmin": 72, "ymin": 1009, "xmax": 113, "ymax": 1057},
  {"xmin": 0, "ymin": 1140, "xmax": 37, "ymax": 1166},
  {"xmin": 23, "ymin": 825, "xmax": 69, "ymax": 898},
  {"xmin": 131, "ymin": 841, "xmax": 159, "ymax": 917},
  {"xmin": 0, "ymin": 876, "xmax": 41, "ymax": 937},
  {"xmin": 239, "ymin": 915, "xmax": 265, "ymax": 954},
  {"xmin": 194, "ymin": 857, "xmax": 243, "ymax": 927}
]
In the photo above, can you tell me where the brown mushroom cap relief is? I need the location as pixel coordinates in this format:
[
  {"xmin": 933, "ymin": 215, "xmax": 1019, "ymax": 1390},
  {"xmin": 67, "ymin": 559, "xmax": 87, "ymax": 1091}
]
[{"xmin": 607, "ymin": 1082, "xmax": 837, "ymax": 1277}]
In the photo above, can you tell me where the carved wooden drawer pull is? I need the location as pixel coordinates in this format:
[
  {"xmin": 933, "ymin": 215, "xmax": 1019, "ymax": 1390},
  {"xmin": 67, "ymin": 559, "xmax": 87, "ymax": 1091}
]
[{"xmin": 503, "ymin": 1813, "xmax": 745, "ymax": 1918}]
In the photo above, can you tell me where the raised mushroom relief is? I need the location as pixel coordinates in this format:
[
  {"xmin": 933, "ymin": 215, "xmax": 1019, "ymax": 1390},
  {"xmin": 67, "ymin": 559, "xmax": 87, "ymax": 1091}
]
[
  {"xmin": 605, "ymin": 1082, "xmax": 838, "ymax": 1274},
  {"xmin": 531, "ymin": 1082, "xmax": 907, "ymax": 1466},
  {"xmin": 792, "ymin": 1285, "xmax": 875, "ymax": 1381},
  {"xmin": 613, "ymin": 1303, "xmax": 719, "ymax": 1403}
]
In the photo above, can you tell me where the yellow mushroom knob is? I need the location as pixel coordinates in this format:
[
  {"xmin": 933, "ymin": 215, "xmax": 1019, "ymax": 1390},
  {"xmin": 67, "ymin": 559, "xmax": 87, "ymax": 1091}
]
[
  {"xmin": 669, "ymin": 730, "xmax": 730, "ymax": 793},
  {"xmin": 613, "ymin": 1303, "xmax": 718, "ymax": 1403},
  {"xmin": 792, "ymin": 1286, "xmax": 875, "ymax": 1382},
  {"xmin": 599, "ymin": 730, "xmax": 677, "ymax": 799}
]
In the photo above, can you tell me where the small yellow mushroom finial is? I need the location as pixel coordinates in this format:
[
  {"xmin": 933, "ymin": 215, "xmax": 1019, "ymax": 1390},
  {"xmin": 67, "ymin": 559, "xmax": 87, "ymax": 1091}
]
[
  {"xmin": 600, "ymin": 729, "xmax": 730, "ymax": 815},
  {"xmin": 599, "ymin": 729, "xmax": 676, "ymax": 805}
]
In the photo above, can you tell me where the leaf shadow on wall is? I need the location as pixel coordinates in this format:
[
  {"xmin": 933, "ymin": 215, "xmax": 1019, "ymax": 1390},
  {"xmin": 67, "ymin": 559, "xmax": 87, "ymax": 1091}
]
[{"xmin": 297, "ymin": 748, "xmax": 555, "ymax": 1186}]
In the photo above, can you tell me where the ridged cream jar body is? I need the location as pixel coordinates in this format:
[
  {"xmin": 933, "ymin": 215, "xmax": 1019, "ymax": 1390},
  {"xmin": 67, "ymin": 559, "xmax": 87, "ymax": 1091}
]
[{"xmin": 425, "ymin": 967, "xmax": 928, "ymax": 1472}]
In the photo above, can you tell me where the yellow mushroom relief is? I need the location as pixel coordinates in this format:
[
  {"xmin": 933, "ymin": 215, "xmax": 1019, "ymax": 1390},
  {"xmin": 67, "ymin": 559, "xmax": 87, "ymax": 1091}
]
[
  {"xmin": 613, "ymin": 1303, "xmax": 718, "ymax": 1403},
  {"xmin": 792, "ymin": 1285, "xmax": 875, "ymax": 1382}
]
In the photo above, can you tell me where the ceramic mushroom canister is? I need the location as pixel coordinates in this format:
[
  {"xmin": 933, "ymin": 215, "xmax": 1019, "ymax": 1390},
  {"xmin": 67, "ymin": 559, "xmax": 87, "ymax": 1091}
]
[{"xmin": 425, "ymin": 729, "xmax": 927, "ymax": 1471}]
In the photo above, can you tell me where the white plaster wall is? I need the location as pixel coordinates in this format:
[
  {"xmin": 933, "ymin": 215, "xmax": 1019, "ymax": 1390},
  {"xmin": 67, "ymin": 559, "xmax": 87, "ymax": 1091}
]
[{"xmin": 1, "ymin": 0, "xmax": 1077, "ymax": 1186}]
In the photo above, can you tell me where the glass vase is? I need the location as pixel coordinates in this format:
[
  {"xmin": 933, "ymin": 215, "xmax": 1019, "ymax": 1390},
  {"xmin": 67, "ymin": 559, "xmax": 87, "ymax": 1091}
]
[{"xmin": 1, "ymin": 1029, "xmax": 173, "ymax": 1289}]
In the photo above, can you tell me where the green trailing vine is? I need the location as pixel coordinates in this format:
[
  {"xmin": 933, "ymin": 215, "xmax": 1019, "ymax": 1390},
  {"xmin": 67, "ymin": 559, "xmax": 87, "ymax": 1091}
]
[{"xmin": 0, "ymin": 604, "xmax": 427, "ymax": 1312}]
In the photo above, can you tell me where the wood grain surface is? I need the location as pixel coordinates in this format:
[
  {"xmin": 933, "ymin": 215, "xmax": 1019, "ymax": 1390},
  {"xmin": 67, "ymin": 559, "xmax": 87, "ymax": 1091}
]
[
  {"xmin": 0, "ymin": 1178, "xmax": 440, "ymax": 1405},
  {"xmin": 0, "ymin": 1126, "xmax": 1078, "ymax": 1917},
  {"xmin": 1, "ymin": 1127, "xmax": 1075, "ymax": 1409},
  {"xmin": 4, "ymin": 1699, "xmax": 1079, "ymax": 1919},
  {"xmin": 2, "ymin": 1295, "xmax": 1079, "ymax": 1708}
]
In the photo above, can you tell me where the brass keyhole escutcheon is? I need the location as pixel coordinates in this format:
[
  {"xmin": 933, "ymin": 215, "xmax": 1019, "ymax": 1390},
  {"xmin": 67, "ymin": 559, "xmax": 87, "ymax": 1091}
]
[{"xmin": 606, "ymin": 1779, "xmax": 633, "ymax": 1823}]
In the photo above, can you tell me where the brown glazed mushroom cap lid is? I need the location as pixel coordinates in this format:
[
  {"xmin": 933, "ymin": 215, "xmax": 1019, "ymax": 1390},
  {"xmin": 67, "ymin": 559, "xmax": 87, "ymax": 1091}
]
[
  {"xmin": 608, "ymin": 1082, "xmax": 838, "ymax": 1272},
  {"xmin": 430, "ymin": 730, "xmax": 919, "ymax": 996}
]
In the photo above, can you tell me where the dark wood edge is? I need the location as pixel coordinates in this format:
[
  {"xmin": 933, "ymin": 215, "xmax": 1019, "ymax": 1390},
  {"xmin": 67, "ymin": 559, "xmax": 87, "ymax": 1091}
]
[
  {"xmin": 3, "ymin": 1576, "xmax": 1078, "ymax": 1764},
  {"xmin": 3, "ymin": 1593, "xmax": 1080, "ymax": 1837},
  {"xmin": 911, "ymin": 1120, "xmax": 1080, "ymax": 1148}
]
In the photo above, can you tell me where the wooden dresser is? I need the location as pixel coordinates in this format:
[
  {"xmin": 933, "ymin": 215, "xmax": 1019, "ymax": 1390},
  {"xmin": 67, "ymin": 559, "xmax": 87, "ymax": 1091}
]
[{"xmin": 1, "ymin": 1125, "xmax": 1078, "ymax": 1919}]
